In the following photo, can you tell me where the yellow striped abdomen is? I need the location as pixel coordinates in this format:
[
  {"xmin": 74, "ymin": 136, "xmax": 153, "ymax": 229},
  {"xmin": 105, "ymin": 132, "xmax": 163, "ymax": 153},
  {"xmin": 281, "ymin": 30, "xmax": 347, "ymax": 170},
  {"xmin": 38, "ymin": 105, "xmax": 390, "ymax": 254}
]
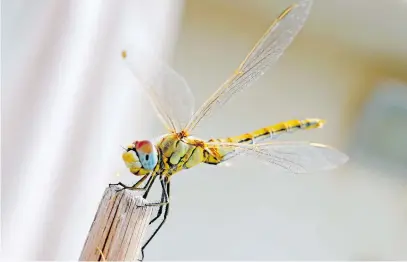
[{"xmin": 205, "ymin": 118, "xmax": 325, "ymax": 164}]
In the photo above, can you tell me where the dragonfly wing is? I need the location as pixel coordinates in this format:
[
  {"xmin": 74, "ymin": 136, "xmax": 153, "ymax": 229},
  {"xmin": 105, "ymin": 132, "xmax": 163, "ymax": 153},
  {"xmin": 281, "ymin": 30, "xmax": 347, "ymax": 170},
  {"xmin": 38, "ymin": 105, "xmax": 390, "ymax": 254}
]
[
  {"xmin": 122, "ymin": 44, "xmax": 195, "ymax": 133},
  {"xmin": 206, "ymin": 140, "xmax": 348, "ymax": 174},
  {"xmin": 184, "ymin": 0, "xmax": 313, "ymax": 133}
]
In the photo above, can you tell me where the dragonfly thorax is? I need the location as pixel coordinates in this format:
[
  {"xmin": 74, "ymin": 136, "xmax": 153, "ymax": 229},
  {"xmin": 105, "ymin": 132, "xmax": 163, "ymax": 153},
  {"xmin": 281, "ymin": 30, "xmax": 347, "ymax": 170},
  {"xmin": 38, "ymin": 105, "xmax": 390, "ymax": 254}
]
[{"xmin": 122, "ymin": 140, "xmax": 159, "ymax": 176}]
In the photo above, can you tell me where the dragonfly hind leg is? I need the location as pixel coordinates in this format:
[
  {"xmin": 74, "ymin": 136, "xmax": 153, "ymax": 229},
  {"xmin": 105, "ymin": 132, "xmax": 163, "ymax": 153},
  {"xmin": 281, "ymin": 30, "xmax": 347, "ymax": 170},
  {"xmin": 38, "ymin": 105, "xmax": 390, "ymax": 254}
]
[
  {"xmin": 148, "ymin": 177, "xmax": 169, "ymax": 223},
  {"xmin": 145, "ymin": 176, "xmax": 170, "ymax": 207},
  {"xmin": 138, "ymin": 177, "xmax": 170, "ymax": 261}
]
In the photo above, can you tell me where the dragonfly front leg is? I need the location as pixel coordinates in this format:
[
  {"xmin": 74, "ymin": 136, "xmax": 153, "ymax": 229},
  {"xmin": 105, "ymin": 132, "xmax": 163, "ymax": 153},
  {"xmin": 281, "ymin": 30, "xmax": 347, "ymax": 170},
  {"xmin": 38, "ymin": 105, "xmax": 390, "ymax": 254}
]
[{"xmin": 110, "ymin": 173, "xmax": 153, "ymax": 192}]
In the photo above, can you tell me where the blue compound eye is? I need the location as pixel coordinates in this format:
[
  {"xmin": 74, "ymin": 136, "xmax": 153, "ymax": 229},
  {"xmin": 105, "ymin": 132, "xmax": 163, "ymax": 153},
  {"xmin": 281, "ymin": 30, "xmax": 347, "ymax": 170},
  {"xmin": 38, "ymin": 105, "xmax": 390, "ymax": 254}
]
[
  {"xmin": 138, "ymin": 152, "xmax": 158, "ymax": 170},
  {"xmin": 135, "ymin": 140, "xmax": 158, "ymax": 170}
]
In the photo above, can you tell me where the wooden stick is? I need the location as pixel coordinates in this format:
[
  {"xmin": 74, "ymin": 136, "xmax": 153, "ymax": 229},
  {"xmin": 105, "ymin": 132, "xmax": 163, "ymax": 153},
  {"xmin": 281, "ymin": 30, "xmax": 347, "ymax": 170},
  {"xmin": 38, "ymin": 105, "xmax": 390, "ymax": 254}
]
[{"xmin": 79, "ymin": 185, "xmax": 153, "ymax": 261}]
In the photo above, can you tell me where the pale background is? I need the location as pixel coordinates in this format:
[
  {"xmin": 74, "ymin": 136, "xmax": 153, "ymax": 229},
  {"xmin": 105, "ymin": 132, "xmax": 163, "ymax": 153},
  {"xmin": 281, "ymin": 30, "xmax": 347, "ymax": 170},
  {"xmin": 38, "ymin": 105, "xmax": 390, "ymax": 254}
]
[{"xmin": 2, "ymin": 0, "xmax": 407, "ymax": 260}]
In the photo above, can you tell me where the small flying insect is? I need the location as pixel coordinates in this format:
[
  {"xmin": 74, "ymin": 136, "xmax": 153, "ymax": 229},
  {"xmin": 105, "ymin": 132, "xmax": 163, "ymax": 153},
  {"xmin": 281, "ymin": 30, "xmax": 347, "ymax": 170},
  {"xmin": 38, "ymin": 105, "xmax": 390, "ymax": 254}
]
[{"xmin": 112, "ymin": 0, "xmax": 348, "ymax": 260}]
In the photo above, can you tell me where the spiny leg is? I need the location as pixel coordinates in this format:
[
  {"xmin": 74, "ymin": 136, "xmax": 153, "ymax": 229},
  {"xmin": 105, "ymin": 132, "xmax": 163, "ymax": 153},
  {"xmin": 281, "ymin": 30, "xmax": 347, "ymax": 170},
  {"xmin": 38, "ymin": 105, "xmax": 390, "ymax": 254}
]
[
  {"xmin": 140, "ymin": 178, "xmax": 170, "ymax": 261},
  {"xmin": 149, "ymin": 177, "xmax": 168, "ymax": 225},
  {"xmin": 145, "ymin": 175, "xmax": 170, "ymax": 207},
  {"xmin": 138, "ymin": 177, "xmax": 167, "ymax": 261},
  {"xmin": 142, "ymin": 174, "xmax": 158, "ymax": 199},
  {"xmin": 149, "ymin": 190, "xmax": 165, "ymax": 225},
  {"xmin": 109, "ymin": 174, "xmax": 150, "ymax": 192},
  {"xmin": 109, "ymin": 181, "xmax": 132, "ymax": 188}
]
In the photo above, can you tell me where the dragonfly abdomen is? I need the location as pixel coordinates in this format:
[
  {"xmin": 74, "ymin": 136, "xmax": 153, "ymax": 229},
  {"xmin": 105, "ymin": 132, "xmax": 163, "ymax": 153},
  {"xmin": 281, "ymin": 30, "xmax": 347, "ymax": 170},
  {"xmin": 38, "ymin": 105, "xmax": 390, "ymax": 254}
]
[
  {"xmin": 204, "ymin": 118, "xmax": 325, "ymax": 164},
  {"xmin": 226, "ymin": 118, "xmax": 325, "ymax": 144}
]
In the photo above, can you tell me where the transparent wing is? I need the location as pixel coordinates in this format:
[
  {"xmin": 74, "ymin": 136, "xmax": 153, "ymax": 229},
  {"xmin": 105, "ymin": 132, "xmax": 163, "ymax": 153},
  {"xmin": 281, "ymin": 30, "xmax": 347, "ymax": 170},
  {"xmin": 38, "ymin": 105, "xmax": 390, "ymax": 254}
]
[
  {"xmin": 122, "ymin": 44, "xmax": 195, "ymax": 133},
  {"xmin": 206, "ymin": 140, "xmax": 348, "ymax": 174},
  {"xmin": 184, "ymin": 0, "xmax": 313, "ymax": 134}
]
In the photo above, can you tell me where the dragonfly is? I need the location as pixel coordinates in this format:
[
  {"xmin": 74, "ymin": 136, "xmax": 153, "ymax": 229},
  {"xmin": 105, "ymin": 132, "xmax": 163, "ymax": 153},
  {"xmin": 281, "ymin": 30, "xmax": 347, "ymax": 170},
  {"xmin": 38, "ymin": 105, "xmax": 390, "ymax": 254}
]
[{"xmin": 112, "ymin": 0, "xmax": 348, "ymax": 260}]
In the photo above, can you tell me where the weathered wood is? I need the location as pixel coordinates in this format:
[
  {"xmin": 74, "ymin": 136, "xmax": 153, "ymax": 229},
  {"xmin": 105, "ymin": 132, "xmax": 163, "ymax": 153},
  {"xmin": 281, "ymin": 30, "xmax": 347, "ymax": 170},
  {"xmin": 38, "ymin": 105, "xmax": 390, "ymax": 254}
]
[{"xmin": 80, "ymin": 185, "xmax": 153, "ymax": 261}]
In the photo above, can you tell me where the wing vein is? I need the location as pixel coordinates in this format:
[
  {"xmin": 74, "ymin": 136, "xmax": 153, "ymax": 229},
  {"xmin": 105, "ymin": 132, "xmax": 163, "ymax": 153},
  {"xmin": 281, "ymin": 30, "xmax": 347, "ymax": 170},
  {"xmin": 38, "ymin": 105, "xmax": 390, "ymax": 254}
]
[{"xmin": 183, "ymin": 0, "xmax": 313, "ymax": 134}]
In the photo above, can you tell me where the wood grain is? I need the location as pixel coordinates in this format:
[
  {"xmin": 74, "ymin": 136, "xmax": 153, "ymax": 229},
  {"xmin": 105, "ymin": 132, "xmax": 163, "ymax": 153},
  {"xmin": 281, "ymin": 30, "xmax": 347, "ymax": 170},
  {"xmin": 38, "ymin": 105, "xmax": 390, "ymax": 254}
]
[{"xmin": 80, "ymin": 185, "xmax": 153, "ymax": 261}]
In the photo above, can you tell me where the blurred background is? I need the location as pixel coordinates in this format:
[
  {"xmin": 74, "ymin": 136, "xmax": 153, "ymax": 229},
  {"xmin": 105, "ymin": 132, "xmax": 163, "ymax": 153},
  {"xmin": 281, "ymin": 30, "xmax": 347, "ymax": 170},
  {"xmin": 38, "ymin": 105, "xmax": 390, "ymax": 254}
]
[{"xmin": 2, "ymin": 0, "xmax": 407, "ymax": 260}]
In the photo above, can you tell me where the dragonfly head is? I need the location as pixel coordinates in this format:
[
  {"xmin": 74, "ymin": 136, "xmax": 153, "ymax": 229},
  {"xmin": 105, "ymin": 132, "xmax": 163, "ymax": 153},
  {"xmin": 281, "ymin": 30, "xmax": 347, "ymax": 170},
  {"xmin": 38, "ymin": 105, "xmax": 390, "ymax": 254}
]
[{"xmin": 122, "ymin": 140, "xmax": 158, "ymax": 175}]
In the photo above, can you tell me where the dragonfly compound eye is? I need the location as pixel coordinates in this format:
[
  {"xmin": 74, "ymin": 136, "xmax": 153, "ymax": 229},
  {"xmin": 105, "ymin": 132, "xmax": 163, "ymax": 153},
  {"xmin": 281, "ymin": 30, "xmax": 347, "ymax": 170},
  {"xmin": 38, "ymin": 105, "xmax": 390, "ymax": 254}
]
[{"xmin": 135, "ymin": 140, "xmax": 158, "ymax": 170}]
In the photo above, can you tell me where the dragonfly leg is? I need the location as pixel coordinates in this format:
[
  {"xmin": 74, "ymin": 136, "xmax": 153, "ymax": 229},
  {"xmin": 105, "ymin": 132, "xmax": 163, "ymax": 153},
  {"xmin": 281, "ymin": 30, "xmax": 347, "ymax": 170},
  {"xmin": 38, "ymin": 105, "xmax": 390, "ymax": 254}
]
[
  {"xmin": 142, "ymin": 174, "xmax": 158, "ymax": 199},
  {"xmin": 148, "ymin": 199, "xmax": 164, "ymax": 224},
  {"xmin": 139, "ymin": 178, "xmax": 170, "ymax": 261},
  {"xmin": 110, "ymin": 173, "xmax": 157, "ymax": 193},
  {"xmin": 148, "ymin": 177, "xmax": 168, "ymax": 224},
  {"xmin": 110, "ymin": 175, "xmax": 150, "ymax": 192},
  {"xmin": 109, "ymin": 181, "xmax": 129, "ymax": 188},
  {"xmin": 145, "ymin": 176, "xmax": 169, "ymax": 207}
]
